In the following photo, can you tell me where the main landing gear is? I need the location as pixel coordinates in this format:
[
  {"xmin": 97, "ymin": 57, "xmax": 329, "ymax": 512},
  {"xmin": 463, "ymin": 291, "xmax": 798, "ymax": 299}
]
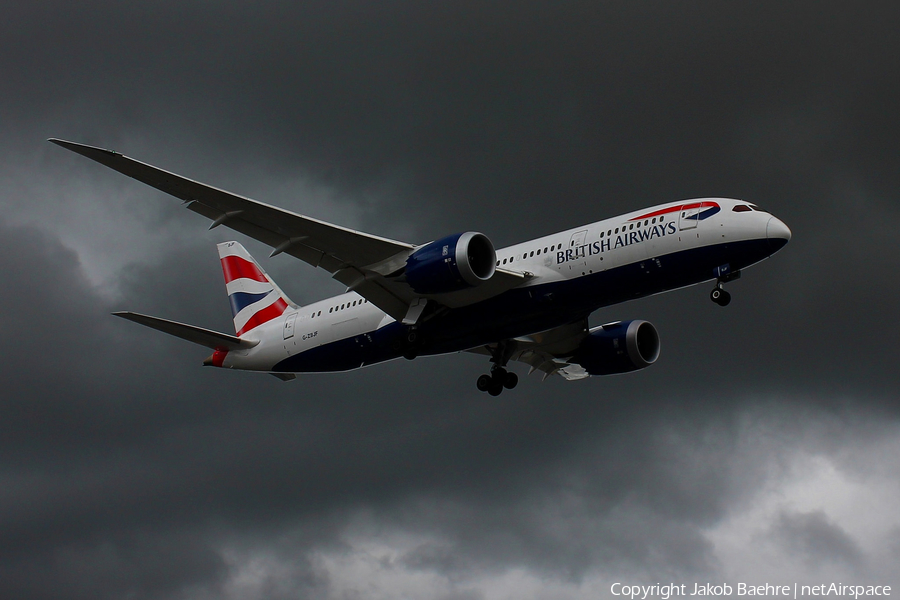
[
  {"xmin": 476, "ymin": 341, "xmax": 518, "ymax": 395},
  {"xmin": 476, "ymin": 366, "xmax": 518, "ymax": 396}
]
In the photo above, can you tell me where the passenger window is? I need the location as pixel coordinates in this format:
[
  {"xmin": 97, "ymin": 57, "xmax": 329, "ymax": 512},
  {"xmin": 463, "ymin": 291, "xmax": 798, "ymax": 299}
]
[
  {"xmin": 530, "ymin": 251, "xmax": 534, "ymax": 257},
  {"xmin": 629, "ymin": 224, "xmax": 634, "ymax": 230},
  {"xmin": 318, "ymin": 311, "xmax": 321, "ymax": 316},
  {"xmin": 636, "ymin": 221, "xmax": 641, "ymax": 228},
  {"xmin": 644, "ymin": 220, "xmax": 648, "ymax": 226},
  {"xmin": 600, "ymin": 232, "xmax": 604, "ymax": 238},
  {"xmin": 544, "ymin": 247, "xmax": 548, "ymax": 253},
  {"xmin": 660, "ymin": 215, "xmax": 665, "ymax": 222},
  {"xmin": 652, "ymin": 217, "xmax": 656, "ymax": 224}
]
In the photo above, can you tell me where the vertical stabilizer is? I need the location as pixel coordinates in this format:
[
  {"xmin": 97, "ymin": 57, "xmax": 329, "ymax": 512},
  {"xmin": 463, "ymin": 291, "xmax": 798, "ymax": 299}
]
[{"xmin": 217, "ymin": 241, "xmax": 297, "ymax": 337}]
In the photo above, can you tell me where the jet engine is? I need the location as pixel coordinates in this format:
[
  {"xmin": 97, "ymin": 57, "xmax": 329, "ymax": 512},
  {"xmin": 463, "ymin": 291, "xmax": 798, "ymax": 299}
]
[
  {"xmin": 571, "ymin": 320, "xmax": 660, "ymax": 375},
  {"xmin": 405, "ymin": 232, "xmax": 496, "ymax": 294}
]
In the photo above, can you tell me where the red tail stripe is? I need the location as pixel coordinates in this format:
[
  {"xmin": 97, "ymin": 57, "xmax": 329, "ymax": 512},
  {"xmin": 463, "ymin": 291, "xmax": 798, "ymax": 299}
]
[
  {"xmin": 221, "ymin": 255, "xmax": 268, "ymax": 284},
  {"xmin": 236, "ymin": 298, "xmax": 288, "ymax": 336}
]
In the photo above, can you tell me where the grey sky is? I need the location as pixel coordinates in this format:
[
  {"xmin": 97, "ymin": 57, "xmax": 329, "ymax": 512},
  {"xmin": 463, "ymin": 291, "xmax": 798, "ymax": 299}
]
[{"xmin": 1, "ymin": 1, "xmax": 899, "ymax": 598}]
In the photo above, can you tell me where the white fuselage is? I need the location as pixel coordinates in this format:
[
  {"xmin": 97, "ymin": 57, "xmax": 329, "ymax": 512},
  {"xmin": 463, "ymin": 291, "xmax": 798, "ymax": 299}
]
[{"xmin": 224, "ymin": 197, "xmax": 788, "ymax": 373}]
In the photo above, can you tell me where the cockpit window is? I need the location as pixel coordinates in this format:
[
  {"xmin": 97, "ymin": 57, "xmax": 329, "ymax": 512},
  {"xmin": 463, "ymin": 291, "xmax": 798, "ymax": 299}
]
[
  {"xmin": 748, "ymin": 204, "xmax": 768, "ymax": 213},
  {"xmin": 732, "ymin": 204, "xmax": 752, "ymax": 212}
]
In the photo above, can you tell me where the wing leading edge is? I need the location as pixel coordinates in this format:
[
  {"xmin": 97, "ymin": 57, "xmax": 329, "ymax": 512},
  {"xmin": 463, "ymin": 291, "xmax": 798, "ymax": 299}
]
[{"xmin": 49, "ymin": 139, "xmax": 526, "ymax": 321}]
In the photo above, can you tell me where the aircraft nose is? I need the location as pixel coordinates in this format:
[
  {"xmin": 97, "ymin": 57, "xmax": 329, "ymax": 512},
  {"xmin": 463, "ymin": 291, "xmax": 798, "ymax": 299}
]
[{"xmin": 766, "ymin": 216, "xmax": 791, "ymax": 252}]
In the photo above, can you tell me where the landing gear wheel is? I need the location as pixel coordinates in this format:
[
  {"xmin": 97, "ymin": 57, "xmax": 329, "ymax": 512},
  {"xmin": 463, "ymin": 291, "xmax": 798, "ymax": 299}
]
[
  {"xmin": 401, "ymin": 327, "xmax": 421, "ymax": 359},
  {"xmin": 477, "ymin": 374, "xmax": 492, "ymax": 392},
  {"xmin": 488, "ymin": 384, "xmax": 503, "ymax": 396},
  {"xmin": 710, "ymin": 288, "xmax": 731, "ymax": 306},
  {"xmin": 718, "ymin": 290, "xmax": 731, "ymax": 306},
  {"xmin": 503, "ymin": 371, "xmax": 518, "ymax": 390}
]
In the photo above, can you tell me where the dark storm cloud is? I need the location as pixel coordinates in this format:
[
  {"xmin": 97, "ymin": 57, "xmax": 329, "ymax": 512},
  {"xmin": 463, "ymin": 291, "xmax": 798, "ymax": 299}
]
[
  {"xmin": 773, "ymin": 510, "xmax": 863, "ymax": 568},
  {"xmin": 2, "ymin": 1, "xmax": 900, "ymax": 598},
  {"xmin": 0, "ymin": 219, "xmax": 788, "ymax": 596}
]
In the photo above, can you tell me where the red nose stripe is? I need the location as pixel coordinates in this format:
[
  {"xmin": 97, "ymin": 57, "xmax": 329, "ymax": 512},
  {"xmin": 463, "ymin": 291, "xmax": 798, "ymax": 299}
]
[{"xmin": 630, "ymin": 201, "xmax": 718, "ymax": 221}]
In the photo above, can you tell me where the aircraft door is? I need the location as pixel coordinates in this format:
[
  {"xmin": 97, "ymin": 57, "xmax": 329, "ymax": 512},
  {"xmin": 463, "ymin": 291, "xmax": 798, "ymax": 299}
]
[
  {"xmin": 283, "ymin": 312, "xmax": 297, "ymax": 339},
  {"xmin": 678, "ymin": 204, "xmax": 701, "ymax": 230},
  {"xmin": 566, "ymin": 229, "xmax": 589, "ymax": 270},
  {"xmin": 569, "ymin": 229, "xmax": 588, "ymax": 249},
  {"xmin": 678, "ymin": 201, "xmax": 719, "ymax": 232}
]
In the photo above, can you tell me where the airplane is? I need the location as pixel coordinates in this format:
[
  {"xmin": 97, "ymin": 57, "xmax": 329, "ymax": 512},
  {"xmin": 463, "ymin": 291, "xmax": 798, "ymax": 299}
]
[{"xmin": 50, "ymin": 138, "xmax": 791, "ymax": 395}]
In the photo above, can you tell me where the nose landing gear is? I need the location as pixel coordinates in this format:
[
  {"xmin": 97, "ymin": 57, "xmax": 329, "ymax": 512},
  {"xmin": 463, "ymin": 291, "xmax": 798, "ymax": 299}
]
[
  {"xmin": 710, "ymin": 285, "xmax": 731, "ymax": 306},
  {"xmin": 710, "ymin": 265, "xmax": 740, "ymax": 307}
]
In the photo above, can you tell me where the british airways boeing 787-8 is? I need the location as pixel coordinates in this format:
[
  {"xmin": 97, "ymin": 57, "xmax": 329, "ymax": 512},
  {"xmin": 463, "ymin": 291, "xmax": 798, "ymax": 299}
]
[{"xmin": 51, "ymin": 139, "xmax": 790, "ymax": 395}]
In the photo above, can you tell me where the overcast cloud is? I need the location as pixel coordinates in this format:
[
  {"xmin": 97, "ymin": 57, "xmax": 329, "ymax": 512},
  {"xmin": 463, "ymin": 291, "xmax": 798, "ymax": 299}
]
[{"xmin": 1, "ymin": 2, "xmax": 898, "ymax": 599}]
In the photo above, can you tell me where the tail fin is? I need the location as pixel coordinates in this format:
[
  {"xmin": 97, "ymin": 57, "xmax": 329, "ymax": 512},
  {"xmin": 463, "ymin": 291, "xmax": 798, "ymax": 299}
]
[{"xmin": 218, "ymin": 241, "xmax": 297, "ymax": 337}]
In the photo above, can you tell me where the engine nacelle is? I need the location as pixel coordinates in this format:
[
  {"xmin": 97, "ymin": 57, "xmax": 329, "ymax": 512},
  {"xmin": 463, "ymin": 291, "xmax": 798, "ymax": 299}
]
[
  {"xmin": 571, "ymin": 320, "xmax": 660, "ymax": 376},
  {"xmin": 405, "ymin": 232, "xmax": 496, "ymax": 294}
]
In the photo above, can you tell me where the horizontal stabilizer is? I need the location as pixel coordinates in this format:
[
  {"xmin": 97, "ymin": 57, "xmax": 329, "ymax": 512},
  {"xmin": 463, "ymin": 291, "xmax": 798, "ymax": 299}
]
[{"xmin": 113, "ymin": 311, "xmax": 259, "ymax": 351}]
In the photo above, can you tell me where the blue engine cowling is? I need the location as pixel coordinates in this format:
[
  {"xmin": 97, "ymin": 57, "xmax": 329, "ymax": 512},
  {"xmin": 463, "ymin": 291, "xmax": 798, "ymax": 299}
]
[
  {"xmin": 405, "ymin": 232, "xmax": 497, "ymax": 294},
  {"xmin": 571, "ymin": 320, "xmax": 660, "ymax": 375}
]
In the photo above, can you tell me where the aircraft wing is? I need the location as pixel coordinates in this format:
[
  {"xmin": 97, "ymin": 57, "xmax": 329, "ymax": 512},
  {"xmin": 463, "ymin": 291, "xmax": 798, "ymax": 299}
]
[
  {"xmin": 50, "ymin": 139, "xmax": 526, "ymax": 321},
  {"xmin": 467, "ymin": 319, "xmax": 593, "ymax": 381}
]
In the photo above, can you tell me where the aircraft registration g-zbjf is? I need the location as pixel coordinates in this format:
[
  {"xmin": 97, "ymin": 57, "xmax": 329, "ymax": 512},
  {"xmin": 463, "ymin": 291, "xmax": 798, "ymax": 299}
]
[{"xmin": 50, "ymin": 139, "xmax": 790, "ymax": 395}]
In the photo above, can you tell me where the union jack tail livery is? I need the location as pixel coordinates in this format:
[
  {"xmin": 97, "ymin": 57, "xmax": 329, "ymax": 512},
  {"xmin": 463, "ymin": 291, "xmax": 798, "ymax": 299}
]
[{"xmin": 218, "ymin": 241, "xmax": 296, "ymax": 337}]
